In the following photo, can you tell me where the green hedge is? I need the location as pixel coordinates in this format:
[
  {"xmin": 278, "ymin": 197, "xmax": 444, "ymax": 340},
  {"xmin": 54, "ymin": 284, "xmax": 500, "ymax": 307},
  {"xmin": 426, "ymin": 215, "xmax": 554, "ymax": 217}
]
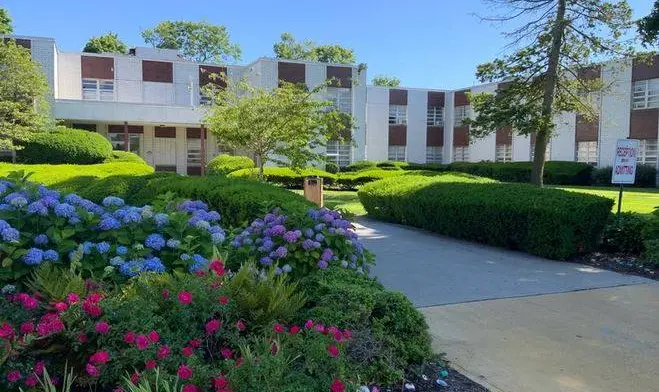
[
  {"xmin": 104, "ymin": 151, "xmax": 147, "ymax": 165},
  {"xmin": 344, "ymin": 160, "xmax": 378, "ymax": 172},
  {"xmin": 229, "ymin": 167, "xmax": 337, "ymax": 188},
  {"xmin": 17, "ymin": 127, "xmax": 113, "ymax": 164},
  {"xmin": 335, "ymin": 169, "xmax": 406, "ymax": 189},
  {"xmin": 592, "ymin": 165, "xmax": 657, "ymax": 188},
  {"xmin": 206, "ymin": 154, "xmax": 255, "ymax": 175},
  {"xmin": 358, "ymin": 174, "xmax": 613, "ymax": 259}
]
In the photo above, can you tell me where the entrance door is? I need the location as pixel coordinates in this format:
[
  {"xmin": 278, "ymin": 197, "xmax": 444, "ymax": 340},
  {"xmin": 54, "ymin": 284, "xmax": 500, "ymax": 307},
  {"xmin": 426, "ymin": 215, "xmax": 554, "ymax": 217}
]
[{"xmin": 153, "ymin": 126, "xmax": 177, "ymax": 172}]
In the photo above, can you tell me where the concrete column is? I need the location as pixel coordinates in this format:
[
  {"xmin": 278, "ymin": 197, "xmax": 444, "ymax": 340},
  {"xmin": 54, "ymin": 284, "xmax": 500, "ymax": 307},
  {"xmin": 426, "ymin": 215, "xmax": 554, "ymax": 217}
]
[{"xmin": 443, "ymin": 92, "xmax": 455, "ymax": 163}]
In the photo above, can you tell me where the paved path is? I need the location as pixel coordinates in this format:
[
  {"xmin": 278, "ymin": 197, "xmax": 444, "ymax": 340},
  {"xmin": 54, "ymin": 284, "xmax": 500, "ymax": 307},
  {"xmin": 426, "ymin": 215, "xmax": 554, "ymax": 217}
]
[{"xmin": 354, "ymin": 218, "xmax": 659, "ymax": 392}]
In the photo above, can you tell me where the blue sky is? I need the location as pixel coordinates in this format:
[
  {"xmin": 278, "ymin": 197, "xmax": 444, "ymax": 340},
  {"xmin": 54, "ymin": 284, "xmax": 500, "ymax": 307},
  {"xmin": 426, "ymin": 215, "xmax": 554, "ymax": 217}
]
[{"xmin": 3, "ymin": 0, "xmax": 654, "ymax": 90}]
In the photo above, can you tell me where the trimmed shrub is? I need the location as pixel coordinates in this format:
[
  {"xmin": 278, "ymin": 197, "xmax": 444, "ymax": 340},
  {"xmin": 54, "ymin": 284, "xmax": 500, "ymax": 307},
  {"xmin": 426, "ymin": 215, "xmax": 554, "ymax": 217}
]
[
  {"xmin": 358, "ymin": 174, "xmax": 613, "ymax": 259},
  {"xmin": 642, "ymin": 207, "xmax": 659, "ymax": 266},
  {"xmin": 601, "ymin": 213, "xmax": 649, "ymax": 254},
  {"xmin": 229, "ymin": 167, "xmax": 336, "ymax": 188},
  {"xmin": 335, "ymin": 169, "xmax": 406, "ymax": 190},
  {"xmin": 104, "ymin": 151, "xmax": 147, "ymax": 165},
  {"xmin": 592, "ymin": 165, "xmax": 657, "ymax": 188},
  {"xmin": 376, "ymin": 161, "xmax": 409, "ymax": 170},
  {"xmin": 298, "ymin": 268, "xmax": 433, "ymax": 383},
  {"xmin": 325, "ymin": 162, "xmax": 340, "ymax": 174},
  {"xmin": 71, "ymin": 172, "xmax": 174, "ymax": 203},
  {"xmin": 207, "ymin": 154, "xmax": 255, "ymax": 175},
  {"xmin": 344, "ymin": 160, "xmax": 377, "ymax": 172},
  {"xmin": 130, "ymin": 175, "xmax": 314, "ymax": 227},
  {"xmin": 17, "ymin": 127, "xmax": 113, "ymax": 164}
]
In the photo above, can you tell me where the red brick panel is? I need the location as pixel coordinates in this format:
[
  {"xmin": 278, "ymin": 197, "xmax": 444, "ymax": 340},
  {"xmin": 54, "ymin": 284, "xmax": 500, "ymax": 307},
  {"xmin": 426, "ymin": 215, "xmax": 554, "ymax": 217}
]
[
  {"xmin": 278, "ymin": 62, "xmax": 306, "ymax": 85},
  {"xmin": 389, "ymin": 89, "xmax": 408, "ymax": 105},
  {"xmin": 495, "ymin": 127, "xmax": 513, "ymax": 145},
  {"xmin": 326, "ymin": 66, "xmax": 352, "ymax": 88},
  {"xmin": 454, "ymin": 90, "xmax": 470, "ymax": 106},
  {"xmin": 453, "ymin": 127, "xmax": 469, "ymax": 146},
  {"xmin": 108, "ymin": 125, "xmax": 144, "ymax": 134},
  {"xmin": 630, "ymin": 108, "xmax": 659, "ymax": 139},
  {"xmin": 575, "ymin": 115, "xmax": 599, "ymax": 142},
  {"xmin": 155, "ymin": 126, "xmax": 176, "ymax": 138},
  {"xmin": 199, "ymin": 65, "xmax": 227, "ymax": 87},
  {"xmin": 426, "ymin": 126, "xmax": 444, "ymax": 147},
  {"xmin": 577, "ymin": 65, "xmax": 601, "ymax": 81},
  {"xmin": 632, "ymin": 55, "xmax": 659, "ymax": 82},
  {"xmin": 142, "ymin": 60, "xmax": 173, "ymax": 83},
  {"xmin": 81, "ymin": 56, "xmax": 114, "ymax": 79},
  {"xmin": 186, "ymin": 127, "xmax": 208, "ymax": 139},
  {"xmin": 388, "ymin": 125, "xmax": 407, "ymax": 146},
  {"xmin": 427, "ymin": 92, "xmax": 445, "ymax": 107}
]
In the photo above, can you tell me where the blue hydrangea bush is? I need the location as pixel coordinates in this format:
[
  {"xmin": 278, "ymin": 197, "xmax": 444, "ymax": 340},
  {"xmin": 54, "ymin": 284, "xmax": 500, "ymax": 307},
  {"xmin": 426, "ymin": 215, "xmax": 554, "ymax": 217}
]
[
  {"xmin": 0, "ymin": 177, "xmax": 226, "ymax": 284},
  {"xmin": 230, "ymin": 208, "xmax": 374, "ymax": 278}
]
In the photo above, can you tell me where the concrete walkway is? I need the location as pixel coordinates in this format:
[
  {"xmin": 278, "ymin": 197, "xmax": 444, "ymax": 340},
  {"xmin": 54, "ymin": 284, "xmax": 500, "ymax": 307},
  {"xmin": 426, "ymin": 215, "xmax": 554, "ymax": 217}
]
[{"xmin": 354, "ymin": 218, "xmax": 659, "ymax": 392}]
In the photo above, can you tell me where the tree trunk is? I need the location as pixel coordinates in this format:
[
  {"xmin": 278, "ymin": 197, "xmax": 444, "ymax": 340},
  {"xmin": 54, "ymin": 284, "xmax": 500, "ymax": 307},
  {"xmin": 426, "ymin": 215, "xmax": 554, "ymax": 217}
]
[
  {"xmin": 256, "ymin": 155, "xmax": 264, "ymax": 180},
  {"xmin": 532, "ymin": 0, "xmax": 567, "ymax": 187}
]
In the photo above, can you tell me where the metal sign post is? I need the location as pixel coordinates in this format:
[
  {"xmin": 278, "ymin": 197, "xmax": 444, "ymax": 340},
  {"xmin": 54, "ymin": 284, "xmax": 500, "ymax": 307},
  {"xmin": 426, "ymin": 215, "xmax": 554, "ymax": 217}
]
[{"xmin": 611, "ymin": 139, "xmax": 639, "ymax": 214}]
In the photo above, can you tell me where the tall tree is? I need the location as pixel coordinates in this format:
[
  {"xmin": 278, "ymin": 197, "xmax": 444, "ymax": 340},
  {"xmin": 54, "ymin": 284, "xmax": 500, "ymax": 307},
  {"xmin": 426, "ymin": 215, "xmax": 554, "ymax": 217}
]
[
  {"xmin": 273, "ymin": 32, "xmax": 356, "ymax": 64},
  {"xmin": 83, "ymin": 32, "xmax": 128, "ymax": 54},
  {"xmin": 371, "ymin": 75, "xmax": 401, "ymax": 87},
  {"xmin": 0, "ymin": 8, "xmax": 11, "ymax": 34},
  {"xmin": 203, "ymin": 79, "xmax": 353, "ymax": 177},
  {"xmin": 638, "ymin": 0, "xmax": 659, "ymax": 45},
  {"xmin": 0, "ymin": 40, "xmax": 50, "ymax": 152},
  {"xmin": 141, "ymin": 21, "xmax": 241, "ymax": 63},
  {"xmin": 466, "ymin": 0, "xmax": 634, "ymax": 186}
]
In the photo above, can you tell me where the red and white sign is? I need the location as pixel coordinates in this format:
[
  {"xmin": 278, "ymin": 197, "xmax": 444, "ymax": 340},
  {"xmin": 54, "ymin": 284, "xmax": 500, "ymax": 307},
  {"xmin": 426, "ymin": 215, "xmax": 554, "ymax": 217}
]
[{"xmin": 611, "ymin": 139, "xmax": 639, "ymax": 184}]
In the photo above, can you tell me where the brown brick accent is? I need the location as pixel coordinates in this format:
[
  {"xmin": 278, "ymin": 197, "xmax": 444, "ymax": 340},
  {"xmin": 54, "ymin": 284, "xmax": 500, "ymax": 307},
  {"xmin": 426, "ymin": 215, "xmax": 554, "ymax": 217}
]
[
  {"xmin": 155, "ymin": 126, "xmax": 176, "ymax": 138},
  {"xmin": 326, "ymin": 66, "xmax": 352, "ymax": 88},
  {"xmin": 630, "ymin": 108, "xmax": 659, "ymax": 138},
  {"xmin": 389, "ymin": 89, "xmax": 408, "ymax": 105},
  {"xmin": 632, "ymin": 55, "xmax": 659, "ymax": 82},
  {"xmin": 578, "ymin": 65, "xmax": 601, "ymax": 81},
  {"xmin": 199, "ymin": 65, "xmax": 227, "ymax": 87},
  {"xmin": 454, "ymin": 90, "xmax": 470, "ymax": 106},
  {"xmin": 388, "ymin": 125, "xmax": 407, "ymax": 145},
  {"xmin": 575, "ymin": 115, "xmax": 599, "ymax": 142},
  {"xmin": 453, "ymin": 127, "xmax": 469, "ymax": 146},
  {"xmin": 496, "ymin": 127, "xmax": 513, "ymax": 145},
  {"xmin": 108, "ymin": 124, "xmax": 143, "ymax": 134},
  {"xmin": 278, "ymin": 62, "xmax": 305, "ymax": 85},
  {"xmin": 186, "ymin": 128, "xmax": 208, "ymax": 139},
  {"xmin": 142, "ymin": 60, "xmax": 173, "ymax": 83},
  {"xmin": 426, "ymin": 126, "xmax": 444, "ymax": 146},
  {"xmin": 81, "ymin": 56, "xmax": 114, "ymax": 79},
  {"xmin": 427, "ymin": 92, "xmax": 445, "ymax": 107}
]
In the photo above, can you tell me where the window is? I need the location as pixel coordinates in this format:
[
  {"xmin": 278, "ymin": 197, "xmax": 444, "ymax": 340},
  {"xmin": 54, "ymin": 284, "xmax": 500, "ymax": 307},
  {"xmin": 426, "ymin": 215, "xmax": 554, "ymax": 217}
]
[
  {"xmin": 530, "ymin": 143, "xmax": 551, "ymax": 161},
  {"xmin": 199, "ymin": 94, "xmax": 213, "ymax": 105},
  {"xmin": 82, "ymin": 78, "xmax": 114, "ymax": 101},
  {"xmin": 638, "ymin": 139, "xmax": 658, "ymax": 165},
  {"xmin": 453, "ymin": 146, "xmax": 469, "ymax": 162},
  {"xmin": 326, "ymin": 139, "xmax": 351, "ymax": 167},
  {"xmin": 576, "ymin": 141, "xmax": 598, "ymax": 165},
  {"xmin": 426, "ymin": 146, "xmax": 443, "ymax": 163},
  {"xmin": 108, "ymin": 133, "xmax": 140, "ymax": 154},
  {"xmin": 389, "ymin": 105, "xmax": 407, "ymax": 125},
  {"xmin": 454, "ymin": 105, "xmax": 471, "ymax": 126},
  {"xmin": 632, "ymin": 79, "xmax": 659, "ymax": 109},
  {"xmin": 427, "ymin": 106, "xmax": 444, "ymax": 126},
  {"xmin": 187, "ymin": 139, "xmax": 202, "ymax": 166},
  {"xmin": 327, "ymin": 87, "xmax": 352, "ymax": 114},
  {"xmin": 388, "ymin": 145, "xmax": 406, "ymax": 161},
  {"xmin": 495, "ymin": 144, "xmax": 512, "ymax": 163}
]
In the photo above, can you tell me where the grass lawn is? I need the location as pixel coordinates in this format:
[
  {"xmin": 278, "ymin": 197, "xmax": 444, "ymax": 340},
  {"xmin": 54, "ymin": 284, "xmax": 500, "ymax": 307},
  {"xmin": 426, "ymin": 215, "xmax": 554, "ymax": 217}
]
[
  {"xmin": 555, "ymin": 186, "xmax": 659, "ymax": 214},
  {"xmin": 292, "ymin": 190, "xmax": 366, "ymax": 217}
]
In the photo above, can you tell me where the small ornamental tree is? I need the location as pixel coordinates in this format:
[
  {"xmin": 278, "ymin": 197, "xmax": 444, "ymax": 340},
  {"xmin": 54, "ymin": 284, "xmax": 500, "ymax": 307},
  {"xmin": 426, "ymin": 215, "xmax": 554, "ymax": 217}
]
[
  {"xmin": 83, "ymin": 32, "xmax": 128, "ymax": 54},
  {"xmin": 0, "ymin": 7, "xmax": 12, "ymax": 34},
  {"xmin": 371, "ymin": 75, "xmax": 401, "ymax": 87},
  {"xmin": 639, "ymin": 0, "xmax": 659, "ymax": 46},
  {"xmin": 203, "ymin": 78, "xmax": 354, "ymax": 178},
  {"xmin": 273, "ymin": 32, "xmax": 356, "ymax": 64},
  {"xmin": 466, "ymin": 0, "xmax": 635, "ymax": 186},
  {"xmin": 0, "ymin": 40, "xmax": 50, "ymax": 152}
]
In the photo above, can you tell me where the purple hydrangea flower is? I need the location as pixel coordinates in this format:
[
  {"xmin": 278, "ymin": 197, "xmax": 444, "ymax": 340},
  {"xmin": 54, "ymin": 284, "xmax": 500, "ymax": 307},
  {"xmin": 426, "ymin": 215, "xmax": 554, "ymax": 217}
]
[
  {"xmin": 302, "ymin": 239, "xmax": 315, "ymax": 250},
  {"xmin": 270, "ymin": 225, "xmax": 286, "ymax": 236},
  {"xmin": 27, "ymin": 201, "xmax": 48, "ymax": 216},
  {"xmin": 315, "ymin": 233, "xmax": 325, "ymax": 242},
  {"xmin": 63, "ymin": 194, "xmax": 82, "ymax": 205},
  {"xmin": 260, "ymin": 256, "xmax": 273, "ymax": 266},
  {"xmin": 54, "ymin": 203, "xmax": 77, "ymax": 219},
  {"xmin": 274, "ymin": 246, "xmax": 288, "ymax": 259},
  {"xmin": 321, "ymin": 248, "xmax": 334, "ymax": 262},
  {"xmin": 283, "ymin": 231, "xmax": 299, "ymax": 243},
  {"xmin": 317, "ymin": 260, "xmax": 329, "ymax": 269}
]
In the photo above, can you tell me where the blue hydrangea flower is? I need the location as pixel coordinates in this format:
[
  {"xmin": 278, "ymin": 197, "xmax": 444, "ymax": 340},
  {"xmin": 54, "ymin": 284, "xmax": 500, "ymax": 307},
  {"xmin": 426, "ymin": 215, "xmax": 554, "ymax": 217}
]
[
  {"xmin": 54, "ymin": 203, "xmax": 77, "ymax": 219},
  {"xmin": 209, "ymin": 225, "xmax": 223, "ymax": 234},
  {"xmin": 1, "ymin": 227, "xmax": 20, "ymax": 243},
  {"xmin": 120, "ymin": 260, "xmax": 144, "ymax": 277},
  {"xmin": 274, "ymin": 246, "xmax": 288, "ymax": 259},
  {"xmin": 43, "ymin": 250, "xmax": 58, "ymax": 262},
  {"xmin": 188, "ymin": 254, "xmax": 208, "ymax": 273},
  {"xmin": 166, "ymin": 239, "xmax": 180, "ymax": 249},
  {"xmin": 283, "ymin": 231, "xmax": 298, "ymax": 243},
  {"xmin": 259, "ymin": 256, "xmax": 273, "ymax": 266},
  {"xmin": 145, "ymin": 234, "xmax": 166, "ymax": 250},
  {"xmin": 144, "ymin": 256, "xmax": 166, "ymax": 273},
  {"xmin": 140, "ymin": 207, "xmax": 154, "ymax": 219},
  {"xmin": 282, "ymin": 264, "xmax": 292, "ymax": 273},
  {"xmin": 102, "ymin": 196, "xmax": 125, "ymax": 207},
  {"xmin": 341, "ymin": 260, "xmax": 349, "ymax": 268},
  {"xmin": 98, "ymin": 216, "xmax": 121, "ymax": 231},
  {"xmin": 317, "ymin": 260, "xmax": 329, "ymax": 269},
  {"xmin": 116, "ymin": 245, "xmax": 128, "ymax": 255},
  {"xmin": 38, "ymin": 186, "xmax": 60, "ymax": 199},
  {"xmin": 0, "ymin": 220, "xmax": 9, "ymax": 230},
  {"xmin": 154, "ymin": 213, "xmax": 169, "ymax": 226},
  {"xmin": 64, "ymin": 194, "xmax": 82, "ymax": 205},
  {"xmin": 304, "ymin": 228, "xmax": 314, "ymax": 238},
  {"xmin": 302, "ymin": 239, "xmax": 315, "ymax": 250},
  {"xmin": 0, "ymin": 204, "xmax": 12, "ymax": 211},
  {"xmin": 41, "ymin": 196, "xmax": 58, "ymax": 208},
  {"xmin": 211, "ymin": 232, "xmax": 225, "ymax": 244},
  {"xmin": 270, "ymin": 225, "xmax": 286, "ymax": 236},
  {"xmin": 207, "ymin": 211, "xmax": 221, "ymax": 222},
  {"xmin": 122, "ymin": 209, "xmax": 142, "ymax": 224},
  {"xmin": 82, "ymin": 242, "xmax": 94, "ymax": 254},
  {"xmin": 274, "ymin": 267, "xmax": 283, "ymax": 275},
  {"xmin": 243, "ymin": 237, "xmax": 253, "ymax": 246},
  {"xmin": 95, "ymin": 242, "xmax": 111, "ymax": 254},
  {"xmin": 27, "ymin": 201, "xmax": 48, "ymax": 216},
  {"xmin": 34, "ymin": 234, "xmax": 49, "ymax": 246},
  {"xmin": 180, "ymin": 253, "xmax": 191, "ymax": 261},
  {"xmin": 1, "ymin": 284, "xmax": 16, "ymax": 294},
  {"xmin": 194, "ymin": 220, "xmax": 211, "ymax": 230},
  {"xmin": 9, "ymin": 196, "xmax": 28, "ymax": 208},
  {"xmin": 315, "ymin": 233, "xmax": 325, "ymax": 242},
  {"xmin": 109, "ymin": 256, "xmax": 124, "ymax": 266},
  {"xmin": 24, "ymin": 248, "xmax": 44, "ymax": 265}
]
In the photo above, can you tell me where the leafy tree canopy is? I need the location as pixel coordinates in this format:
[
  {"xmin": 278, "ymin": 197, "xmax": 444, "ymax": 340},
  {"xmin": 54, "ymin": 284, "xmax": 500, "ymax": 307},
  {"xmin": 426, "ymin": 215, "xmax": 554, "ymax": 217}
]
[
  {"xmin": 0, "ymin": 8, "xmax": 12, "ymax": 34},
  {"xmin": 371, "ymin": 75, "xmax": 401, "ymax": 87},
  {"xmin": 142, "ymin": 21, "xmax": 241, "ymax": 63},
  {"xmin": 273, "ymin": 32, "xmax": 356, "ymax": 64},
  {"xmin": 638, "ymin": 0, "xmax": 659, "ymax": 45},
  {"xmin": 0, "ymin": 40, "xmax": 50, "ymax": 150},
  {"xmin": 83, "ymin": 32, "xmax": 128, "ymax": 54}
]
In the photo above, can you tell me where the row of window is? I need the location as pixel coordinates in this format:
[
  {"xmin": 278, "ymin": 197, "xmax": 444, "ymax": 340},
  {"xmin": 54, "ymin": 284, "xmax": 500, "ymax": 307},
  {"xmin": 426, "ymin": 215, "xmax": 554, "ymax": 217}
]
[{"xmin": 388, "ymin": 105, "xmax": 461, "ymax": 127}]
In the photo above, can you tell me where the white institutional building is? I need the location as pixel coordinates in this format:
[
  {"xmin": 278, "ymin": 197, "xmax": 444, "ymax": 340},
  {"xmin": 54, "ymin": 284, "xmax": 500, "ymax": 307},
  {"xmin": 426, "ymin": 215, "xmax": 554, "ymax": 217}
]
[{"xmin": 3, "ymin": 34, "xmax": 659, "ymax": 175}]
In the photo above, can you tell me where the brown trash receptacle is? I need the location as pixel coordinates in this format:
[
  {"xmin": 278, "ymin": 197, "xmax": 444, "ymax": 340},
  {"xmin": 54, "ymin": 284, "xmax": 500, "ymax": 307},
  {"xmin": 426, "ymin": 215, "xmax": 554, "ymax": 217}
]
[{"xmin": 303, "ymin": 176, "xmax": 323, "ymax": 207}]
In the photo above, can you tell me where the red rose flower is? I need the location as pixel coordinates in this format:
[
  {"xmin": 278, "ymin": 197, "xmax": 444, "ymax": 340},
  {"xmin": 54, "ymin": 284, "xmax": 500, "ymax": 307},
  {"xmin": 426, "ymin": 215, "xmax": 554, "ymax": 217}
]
[
  {"xmin": 289, "ymin": 325, "xmax": 300, "ymax": 335},
  {"xmin": 330, "ymin": 379, "xmax": 346, "ymax": 392},
  {"xmin": 66, "ymin": 293, "xmax": 80, "ymax": 305},
  {"xmin": 147, "ymin": 330, "xmax": 160, "ymax": 343},
  {"xmin": 90, "ymin": 351, "xmax": 110, "ymax": 365},
  {"xmin": 218, "ymin": 296, "xmax": 229, "ymax": 305},
  {"xmin": 209, "ymin": 260, "xmax": 225, "ymax": 277},
  {"xmin": 95, "ymin": 321, "xmax": 110, "ymax": 334},
  {"xmin": 235, "ymin": 320, "xmax": 245, "ymax": 331},
  {"xmin": 54, "ymin": 302, "xmax": 68, "ymax": 312},
  {"xmin": 157, "ymin": 345, "xmax": 171, "ymax": 359},
  {"xmin": 145, "ymin": 360, "xmax": 157, "ymax": 370},
  {"xmin": 213, "ymin": 376, "xmax": 229, "ymax": 389},
  {"xmin": 34, "ymin": 361, "xmax": 45, "ymax": 376},
  {"xmin": 24, "ymin": 375, "xmax": 38, "ymax": 387},
  {"xmin": 85, "ymin": 363, "xmax": 100, "ymax": 377},
  {"xmin": 130, "ymin": 372, "xmax": 140, "ymax": 385},
  {"xmin": 220, "ymin": 348, "xmax": 232, "ymax": 359},
  {"xmin": 123, "ymin": 331, "xmax": 136, "ymax": 344},
  {"xmin": 189, "ymin": 338, "xmax": 202, "ymax": 348},
  {"xmin": 20, "ymin": 321, "xmax": 35, "ymax": 335},
  {"xmin": 161, "ymin": 289, "xmax": 170, "ymax": 299},
  {"xmin": 136, "ymin": 335, "xmax": 149, "ymax": 350},
  {"xmin": 205, "ymin": 319, "xmax": 221, "ymax": 335},
  {"xmin": 177, "ymin": 291, "xmax": 192, "ymax": 305},
  {"xmin": 273, "ymin": 323, "xmax": 285, "ymax": 333},
  {"xmin": 0, "ymin": 322, "xmax": 15, "ymax": 339},
  {"xmin": 181, "ymin": 346, "xmax": 194, "ymax": 357},
  {"xmin": 333, "ymin": 330, "xmax": 343, "ymax": 342},
  {"xmin": 7, "ymin": 370, "xmax": 21, "ymax": 383},
  {"xmin": 177, "ymin": 364, "xmax": 193, "ymax": 380},
  {"xmin": 182, "ymin": 384, "xmax": 200, "ymax": 392},
  {"xmin": 304, "ymin": 319, "xmax": 314, "ymax": 329},
  {"xmin": 77, "ymin": 333, "xmax": 88, "ymax": 343},
  {"xmin": 87, "ymin": 293, "xmax": 102, "ymax": 303}
]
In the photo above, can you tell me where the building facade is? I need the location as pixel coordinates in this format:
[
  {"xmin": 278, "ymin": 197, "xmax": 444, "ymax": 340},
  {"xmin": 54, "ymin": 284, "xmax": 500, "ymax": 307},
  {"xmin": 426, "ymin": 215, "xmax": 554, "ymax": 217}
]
[{"xmin": 4, "ymin": 34, "xmax": 659, "ymax": 174}]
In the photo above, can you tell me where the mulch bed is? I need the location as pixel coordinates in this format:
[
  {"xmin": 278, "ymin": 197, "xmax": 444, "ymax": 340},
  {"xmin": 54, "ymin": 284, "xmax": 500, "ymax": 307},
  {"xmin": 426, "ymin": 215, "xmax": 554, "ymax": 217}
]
[
  {"xmin": 375, "ymin": 361, "xmax": 490, "ymax": 392},
  {"xmin": 573, "ymin": 252, "xmax": 657, "ymax": 281}
]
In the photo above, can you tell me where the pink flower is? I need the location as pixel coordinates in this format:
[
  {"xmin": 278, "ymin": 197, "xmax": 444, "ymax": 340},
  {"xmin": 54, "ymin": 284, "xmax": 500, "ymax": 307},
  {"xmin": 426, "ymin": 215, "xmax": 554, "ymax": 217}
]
[
  {"xmin": 123, "ymin": 331, "xmax": 136, "ymax": 344},
  {"xmin": 156, "ymin": 345, "xmax": 171, "ymax": 359},
  {"xmin": 22, "ymin": 296, "xmax": 39, "ymax": 310},
  {"xmin": 342, "ymin": 329, "xmax": 352, "ymax": 340},
  {"xmin": 289, "ymin": 325, "xmax": 300, "ymax": 335},
  {"xmin": 87, "ymin": 293, "xmax": 102, "ymax": 303},
  {"xmin": 54, "ymin": 302, "xmax": 68, "ymax": 312},
  {"xmin": 95, "ymin": 321, "xmax": 110, "ymax": 334},
  {"xmin": 0, "ymin": 322, "xmax": 15, "ymax": 339},
  {"xmin": 205, "ymin": 319, "xmax": 221, "ymax": 335},
  {"xmin": 177, "ymin": 291, "xmax": 192, "ymax": 305},
  {"xmin": 235, "ymin": 320, "xmax": 245, "ymax": 331},
  {"xmin": 90, "ymin": 351, "xmax": 110, "ymax": 365},
  {"xmin": 333, "ymin": 330, "xmax": 343, "ymax": 342},
  {"xmin": 24, "ymin": 374, "xmax": 38, "ymax": 387},
  {"xmin": 130, "ymin": 372, "xmax": 140, "ymax": 385},
  {"xmin": 273, "ymin": 323, "xmax": 285, "ymax": 333},
  {"xmin": 181, "ymin": 346, "xmax": 194, "ymax": 357},
  {"xmin": 145, "ymin": 360, "xmax": 157, "ymax": 370},
  {"xmin": 220, "ymin": 348, "xmax": 232, "ymax": 359},
  {"xmin": 213, "ymin": 376, "xmax": 229, "ymax": 389},
  {"xmin": 330, "ymin": 379, "xmax": 346, "ymax": 392},
  {"xmin": 304, "ymin": 319, "xmax": 314, "ymax": 329},
  {"xmin": 177, "ymin": 364, "xmax": 193, "ymax": 380},
  {"xmin": 209, "ymin": 260, "xmax": 225, "ymax": 277},
  {"xmin": 218, "ymin": 296, "xmax": 229, "ymax": 305},
  {"xmin": 34, "ymin": 361, "xmax": 45, "ymax": 376},
  {"xmin": 189, "ymin": 338, "xmax": 202, "ymax": 348},
  {"xmin": 136, "ymin": 335, "xmax": 149, "ymax": 350},
  {"xmin": 85, "ymin": 363, "xmax": 100, "ymax": 377},
  {"xmin": 66, "ymin": 293, "xmax": 80, "ymax": 305},
  {"xmin": 161, "ymin": 289, "xmax": 170, "ymax": 299},
  {"xmin": 7, "ymin": 370, "xmax": 21, "ymax": 383},
  {"xmin": 77, "ymin": 333, "xmax": 88, "ymax": 343},
  {"xmin": 36, "ymin": 313, "xmax": 64, "ymax": 337},
  {"xmin": 182, "ymin": 384, "xmax": 200, "ymax": 392},
  {"xmin": 327, "ymin": 345, "xmax": 340, "ymax": 358},
  {"xmin": 82, "ymin": 301, "xmax": 102, "ymax": 317},
  {"xmin": 147, "ymin": 330, "xmax": 160, "ymax": 343},
  {"xmin": 20, "ymin": 321, "xmax": 35, "ymax": 335},
  {"xmin": 314, "ymin": 324, "xmax": 326, "ymax": 334}
]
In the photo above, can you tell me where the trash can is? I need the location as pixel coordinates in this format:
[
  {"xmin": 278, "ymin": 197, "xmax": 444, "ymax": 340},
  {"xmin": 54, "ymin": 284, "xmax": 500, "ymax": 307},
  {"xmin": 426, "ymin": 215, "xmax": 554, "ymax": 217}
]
[{"xmin": 303, "ymin": 176, "xmax": 323, "ymax": 207}]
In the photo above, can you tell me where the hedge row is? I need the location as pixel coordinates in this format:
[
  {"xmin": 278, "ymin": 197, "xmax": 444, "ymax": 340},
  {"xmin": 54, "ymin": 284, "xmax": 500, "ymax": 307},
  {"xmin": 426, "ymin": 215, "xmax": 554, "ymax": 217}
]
[
  {"xmin": 358, "ymin": 174, "xmax": 614, "ymax": 259},
  {"xmin": 18, "ymin": 127, "xmax": 113, "ymax": 164},
  {"xmin": 207, "ymin": 154, "xmax": 255, "ymax": 175}
]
